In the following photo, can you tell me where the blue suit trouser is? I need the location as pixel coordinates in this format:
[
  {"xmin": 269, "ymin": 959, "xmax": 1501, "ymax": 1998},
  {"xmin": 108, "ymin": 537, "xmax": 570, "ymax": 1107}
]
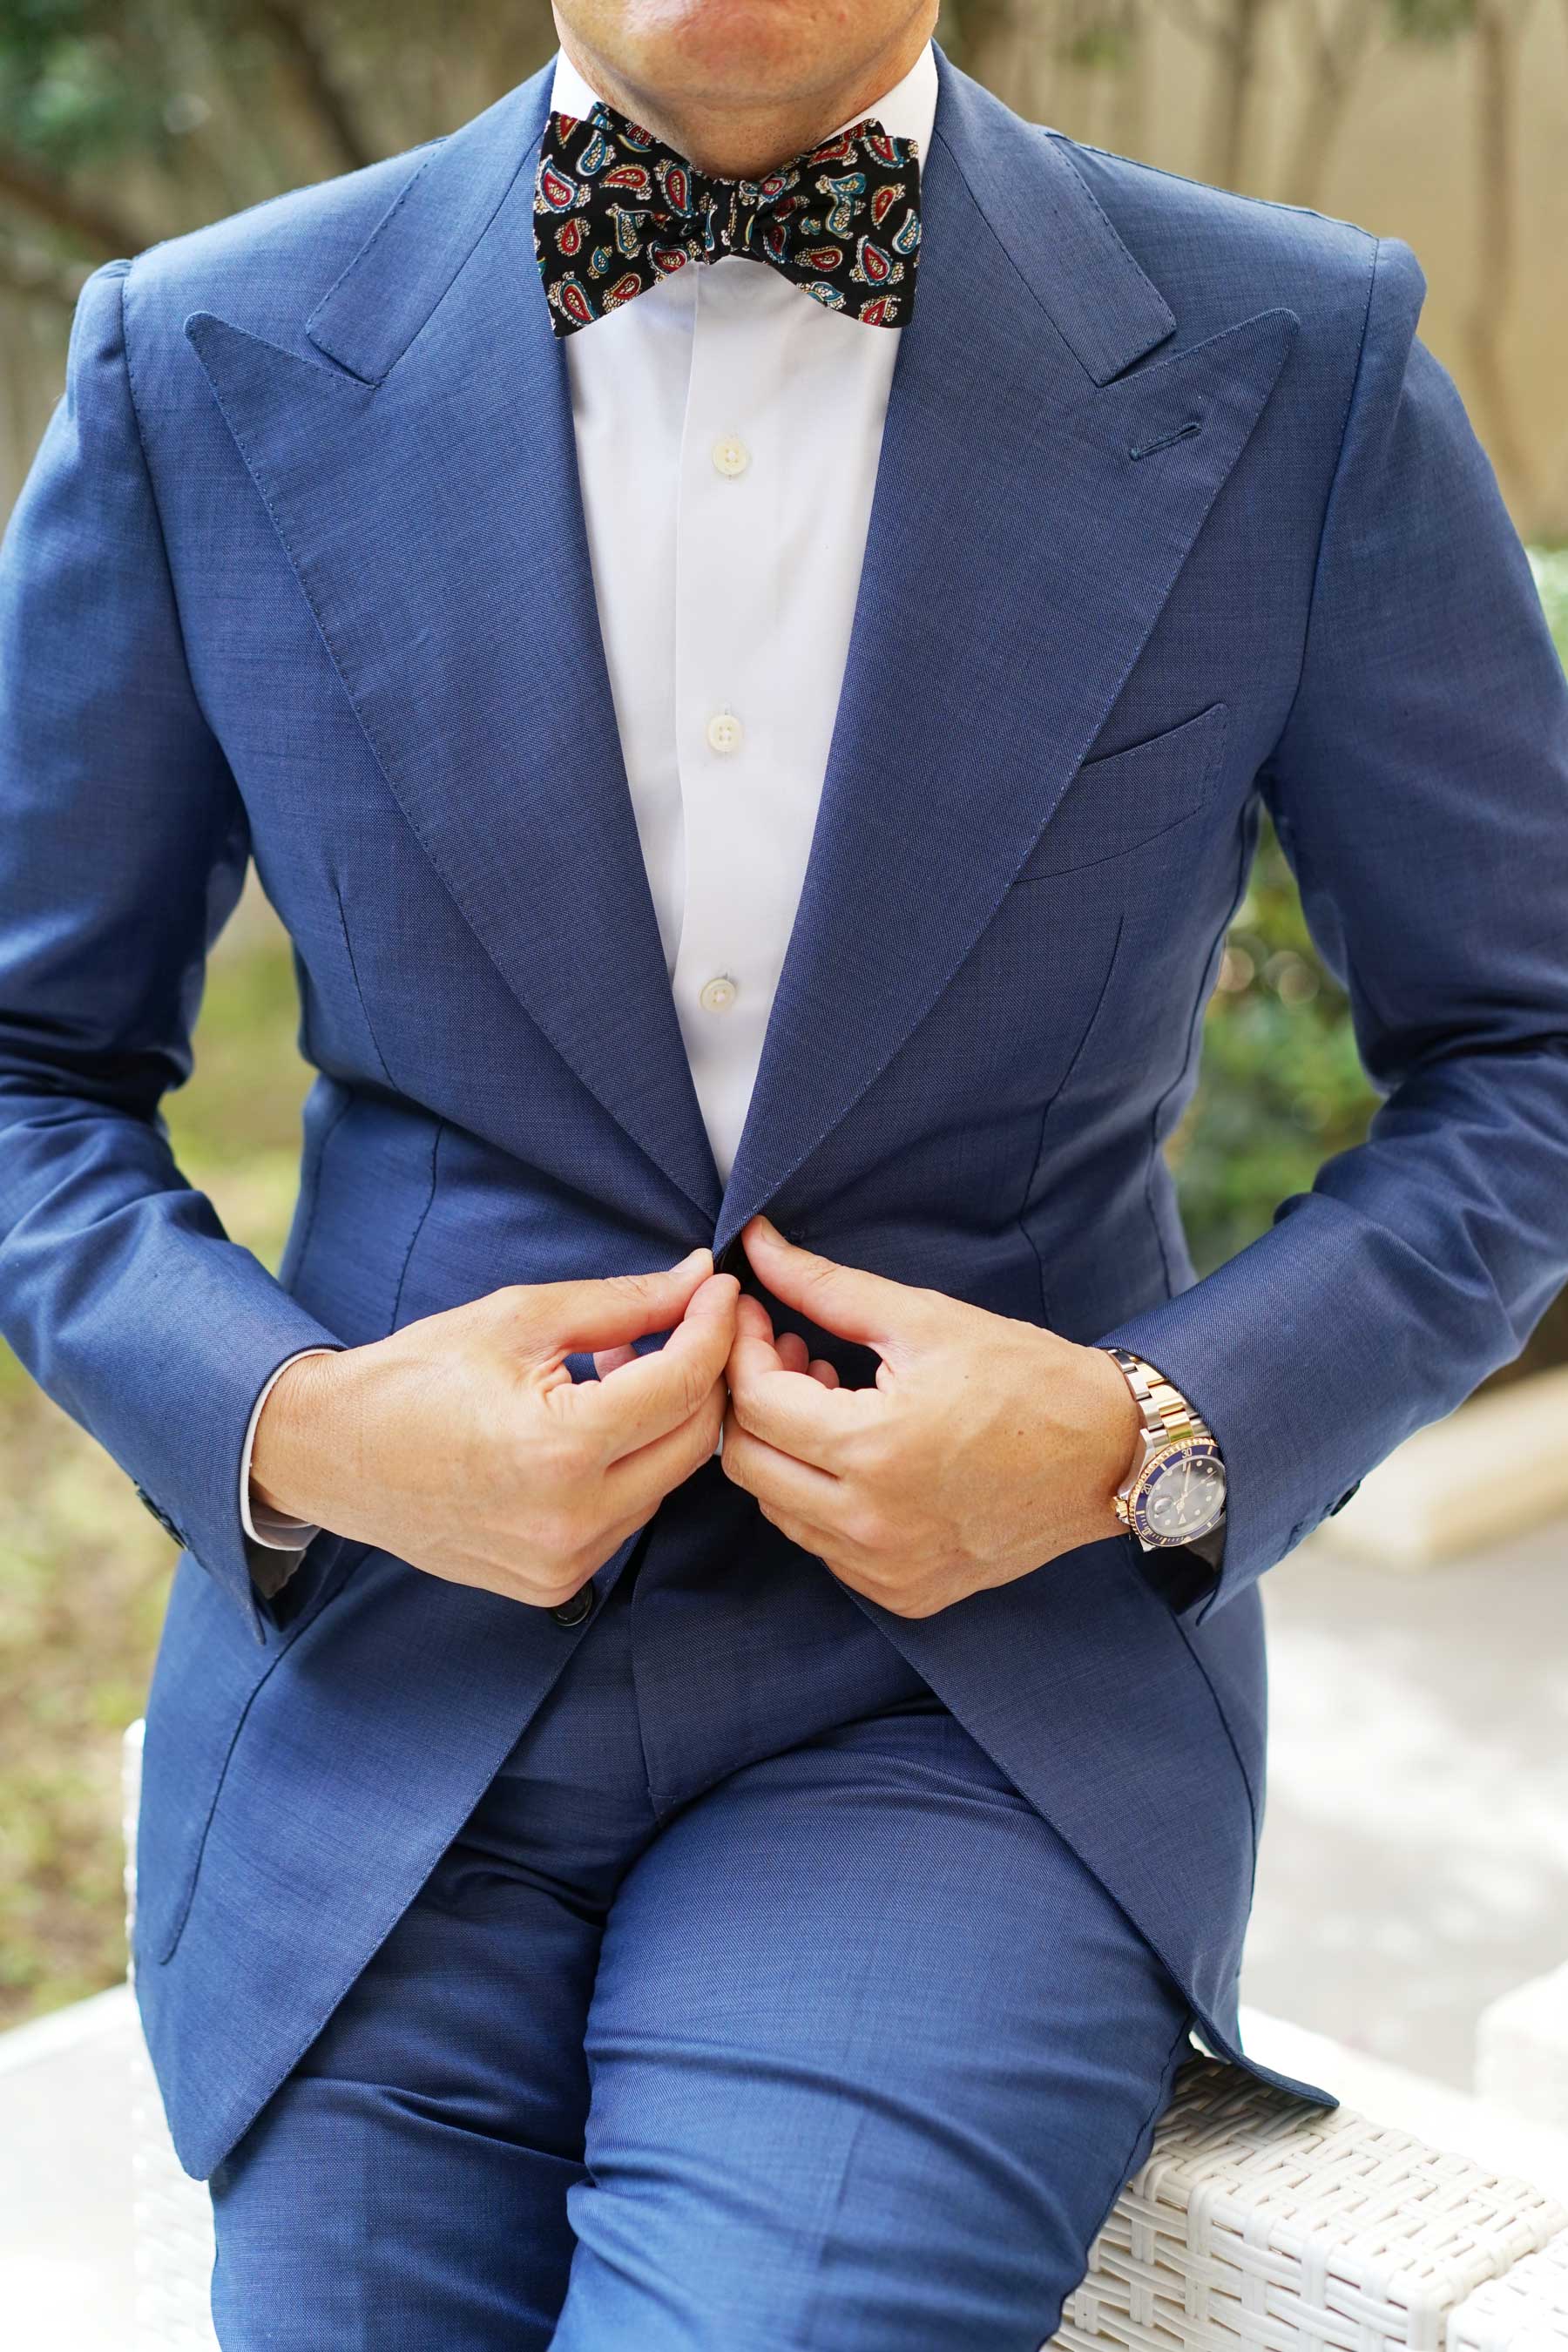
[{"xmin": 207, "ymin": 1473, "xmax": 1195, "ymax": 2349}]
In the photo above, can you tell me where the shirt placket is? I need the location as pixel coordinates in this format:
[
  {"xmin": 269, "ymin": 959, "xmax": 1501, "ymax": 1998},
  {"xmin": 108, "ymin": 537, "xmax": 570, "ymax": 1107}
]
[{"xmin": 669, "ymin": 257, "xmax": 788, "ymax": 1186}]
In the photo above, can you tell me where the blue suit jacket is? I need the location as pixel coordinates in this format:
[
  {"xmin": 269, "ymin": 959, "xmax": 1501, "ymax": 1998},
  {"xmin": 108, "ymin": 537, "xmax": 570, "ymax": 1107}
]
[{"xmin": 2, "ymin": 49, "xmax": 1565, "ymax": 2178}]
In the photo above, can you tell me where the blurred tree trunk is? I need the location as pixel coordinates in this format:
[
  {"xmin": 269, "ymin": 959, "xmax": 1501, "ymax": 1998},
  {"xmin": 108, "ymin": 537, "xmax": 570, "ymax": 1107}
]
[
  {"xmin": 957, "ymin": 0, "xmax": 1056, "ymax": 113},
  {"xmin": 0, "ymin": 154, "xmax": 148, "ymax": 261},
  {"xmin": 1281, "ymin": 0, "xmax": 1381, "ymax": 205},
  {"xmin": 0, "ymin": 2, "xmax": 559, "ymax": 278},
  {"xmin": 1166, "ymin": 0, "xmax": 1279, "ymax": 186},
  {"xmin": 956, "ymin": 0, "xmax": 1152, "ymax": 150},
  {"xmin": 244, "ymin": 0, "xmax": 376, "ymax": 173},
  {"xmin": 1464, "ymin": 0, "xmax": 1538, "ymax": 509},
  {"xmin": 1111, "ymin": 0, "xmax": 1153, "ymax": 153},
  {"xmin": 1213, "ymin": 0, "xmax": 1272, "ymax": 184},
  {"xmin": 1056, "ymin": 0, "xmax": 1153, "ymax": 151},
  {"xmin": 0, "ymin": 246, "xmax": 78, "ymax": 311}
]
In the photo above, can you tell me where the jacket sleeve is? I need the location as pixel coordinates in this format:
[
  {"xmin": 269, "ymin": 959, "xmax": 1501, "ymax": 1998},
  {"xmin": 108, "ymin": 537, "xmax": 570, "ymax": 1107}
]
[
  {"xmin": 0, "ymin": 257, "xmax": 341, "ymax": 1639},
  {"xmin": 1097, "ymin": 233, "xmax": 1568, "ymax": 1626}
]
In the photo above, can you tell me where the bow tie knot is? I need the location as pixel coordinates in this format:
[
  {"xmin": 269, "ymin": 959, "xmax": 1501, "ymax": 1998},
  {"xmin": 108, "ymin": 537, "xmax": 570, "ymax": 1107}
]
[{"xmin": 534, "ymin": 101, "xmax": 923, "ymax": 336}]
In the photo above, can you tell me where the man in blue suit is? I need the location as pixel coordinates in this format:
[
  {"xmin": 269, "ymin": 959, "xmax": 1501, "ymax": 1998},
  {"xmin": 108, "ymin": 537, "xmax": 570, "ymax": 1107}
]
[{"xmin": 2, "ymin": 0, "xmax": 1566, "ymax": 2338}]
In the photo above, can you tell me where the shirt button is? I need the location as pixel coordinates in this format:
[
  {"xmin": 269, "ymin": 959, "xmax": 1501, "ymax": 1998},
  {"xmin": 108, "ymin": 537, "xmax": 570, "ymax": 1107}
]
[
  {"xmin": 700, "ymin": 974, "xmax": 739, "ymax": 1014},
  {"xmin": 706, "ymin": 711, "xmax": 743, "ymax": 755},
  {"xmin": 712, "ymin": 434, "xmax": 750, "ymax": 477}
]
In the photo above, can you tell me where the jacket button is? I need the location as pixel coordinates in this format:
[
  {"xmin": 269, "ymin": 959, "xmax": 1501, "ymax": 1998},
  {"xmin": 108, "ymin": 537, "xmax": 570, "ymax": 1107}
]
[
  {"xmin": 715, "ymin": 1234, "xmax": 750, "ymax": 1283},
  {"xmin": 134, "ymin": 1484, "xmax": 185, "ymax": 1546},
  {"xmin": 551, "ymin": 1585, "xmax": 597, "ymax": 1628}
]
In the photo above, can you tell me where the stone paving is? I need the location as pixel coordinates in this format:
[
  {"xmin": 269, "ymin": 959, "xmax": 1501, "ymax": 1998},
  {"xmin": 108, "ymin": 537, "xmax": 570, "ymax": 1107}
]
[
  {"xmin": 0, "ymin": 1990, "xmax": 137, "ymax": 2349},
  {"xmin": 1242, "ymin": 1507, "xmax": 1568, "ymax": 2088}
]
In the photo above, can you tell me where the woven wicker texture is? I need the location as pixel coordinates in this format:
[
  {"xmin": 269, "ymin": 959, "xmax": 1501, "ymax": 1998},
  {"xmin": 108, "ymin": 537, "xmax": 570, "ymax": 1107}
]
[
  {"xmin": 1448, "ymin": 2227, "xmax": 1568, "ymax": 2350},
  {"xmin": 123, "ymin": 1720, "xmax": 220, "ymax": 2352},
  {"xmin": 1048, "ymin": 2057, "xmax": 1568, "ymax": 2352}
]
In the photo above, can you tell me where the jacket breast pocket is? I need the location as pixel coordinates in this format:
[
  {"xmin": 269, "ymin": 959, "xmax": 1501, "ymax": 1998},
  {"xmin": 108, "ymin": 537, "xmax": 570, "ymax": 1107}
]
[{"xmin": 1012, "ymin": 701, "xmax": 1231, "ymax": 882}]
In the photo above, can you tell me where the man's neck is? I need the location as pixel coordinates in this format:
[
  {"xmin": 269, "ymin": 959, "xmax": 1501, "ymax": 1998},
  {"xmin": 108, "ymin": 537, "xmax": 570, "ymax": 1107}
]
[{"xmin": 551, "ymin": 14, "xmax": 936, "ymax": 179}]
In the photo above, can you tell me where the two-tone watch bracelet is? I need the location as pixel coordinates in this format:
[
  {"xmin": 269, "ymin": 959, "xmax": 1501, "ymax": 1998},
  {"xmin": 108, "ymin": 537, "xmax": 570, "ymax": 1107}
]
[{"xmin": 1105, "ymin": 1347, "xmax": 1212, "ymax": 1451}]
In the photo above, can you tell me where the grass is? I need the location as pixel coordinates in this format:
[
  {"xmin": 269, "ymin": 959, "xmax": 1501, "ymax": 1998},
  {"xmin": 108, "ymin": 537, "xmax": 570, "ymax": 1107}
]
[{"xmin": 3, "ymin": 568, "xmax": 1566, "ymax": 2033}]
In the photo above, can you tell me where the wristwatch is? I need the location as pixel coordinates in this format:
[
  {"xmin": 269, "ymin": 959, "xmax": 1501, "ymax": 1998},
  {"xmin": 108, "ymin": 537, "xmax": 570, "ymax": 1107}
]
[{"xmin": 1104, "ymin": 1348, "xmax": 1227, "ymax": 1550}]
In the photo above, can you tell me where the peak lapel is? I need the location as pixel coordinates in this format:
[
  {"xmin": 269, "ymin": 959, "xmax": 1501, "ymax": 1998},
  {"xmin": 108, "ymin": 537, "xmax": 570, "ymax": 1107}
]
[
  {"xmin": 186, "ymin": 64, "xmax": 723, "ymax": 1225},
  {"xmin": 714, "ymin": 54, "xmax": 1298, "ymax": 1254}
]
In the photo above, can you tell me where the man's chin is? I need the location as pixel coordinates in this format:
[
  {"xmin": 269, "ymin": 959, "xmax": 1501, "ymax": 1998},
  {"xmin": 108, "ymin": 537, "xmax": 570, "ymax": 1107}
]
[{"xmin": 558, "ymin": 0, "xmax": 925, "ymax": 121}]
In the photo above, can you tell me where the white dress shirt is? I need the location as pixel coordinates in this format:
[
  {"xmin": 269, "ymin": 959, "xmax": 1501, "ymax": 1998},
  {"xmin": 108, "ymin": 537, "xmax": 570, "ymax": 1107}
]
[
  {"xmin": 243, "ymin": 41, "xmax": 940, "ymax": 1555},
  {"xmin": 551, "ymin": 39, "xmax": 936, "ymax": 1184}
]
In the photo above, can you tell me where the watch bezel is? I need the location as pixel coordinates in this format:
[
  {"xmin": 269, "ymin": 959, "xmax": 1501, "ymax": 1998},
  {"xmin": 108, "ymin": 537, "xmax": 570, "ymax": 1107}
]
[{"xmin": 1125, "ymin": 1436, "xmax": 1227, "ymax": 1547}]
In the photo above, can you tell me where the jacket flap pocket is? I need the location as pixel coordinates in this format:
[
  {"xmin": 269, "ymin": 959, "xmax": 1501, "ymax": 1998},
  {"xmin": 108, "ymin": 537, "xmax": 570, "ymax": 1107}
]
[{"xmin": 1014, "ymin": 700, "xmax": 1231, "ymax": 882}]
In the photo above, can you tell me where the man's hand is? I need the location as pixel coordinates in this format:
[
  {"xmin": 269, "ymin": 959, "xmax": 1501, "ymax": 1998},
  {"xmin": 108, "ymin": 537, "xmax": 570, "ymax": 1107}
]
[
  {"xmin": 251, "ymin": 1250, "xmax": 737, "ymax": 1610},
  {"xmin": 720, "ymin": 1217, "xmax": 1141, "ymax": 1619}
]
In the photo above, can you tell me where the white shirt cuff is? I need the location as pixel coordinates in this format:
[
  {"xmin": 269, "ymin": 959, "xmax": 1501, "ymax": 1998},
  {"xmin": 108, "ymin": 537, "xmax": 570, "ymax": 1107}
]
[{"xmin": 240, "ymin": 1348, "xmax": 335, "ymax": 1549}]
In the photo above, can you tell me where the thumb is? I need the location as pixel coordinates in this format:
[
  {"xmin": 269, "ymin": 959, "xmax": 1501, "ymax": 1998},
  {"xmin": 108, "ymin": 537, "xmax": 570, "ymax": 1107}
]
[
  {"xmin": 740, "ymin": 1217, "xmax": 928, "ymax": 1357},
  {"xmin": 523, "ymin": 1247, "xmax": 715, "ymax": 1357}
]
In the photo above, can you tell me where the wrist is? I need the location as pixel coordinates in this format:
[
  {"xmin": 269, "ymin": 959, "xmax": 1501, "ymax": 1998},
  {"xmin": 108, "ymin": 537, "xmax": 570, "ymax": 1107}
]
[
  {"xmin": 250, "ymin": 1348, "xmax": 349, "ymax": 1527},
  {"xmin": 1075, "ymin": 1341, "xmax": 1145, "ymax": 1541},
  {"xmin": 1099, "ymin": 1346, "xmax": 1227, "ymax": 1550}
]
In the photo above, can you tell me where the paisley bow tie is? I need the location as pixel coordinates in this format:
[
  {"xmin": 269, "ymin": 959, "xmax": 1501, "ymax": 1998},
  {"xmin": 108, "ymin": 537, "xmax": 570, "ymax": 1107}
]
[{"xmin": 532, "ymin": 99, "xmax": 923, "ymax": 337}]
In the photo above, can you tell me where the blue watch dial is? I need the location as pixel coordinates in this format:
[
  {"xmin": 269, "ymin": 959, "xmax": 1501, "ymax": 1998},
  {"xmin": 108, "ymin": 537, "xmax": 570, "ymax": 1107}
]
[{"xmin": 1129, "ymin": 1437, "xmax": 1227, "ymax": 1545}]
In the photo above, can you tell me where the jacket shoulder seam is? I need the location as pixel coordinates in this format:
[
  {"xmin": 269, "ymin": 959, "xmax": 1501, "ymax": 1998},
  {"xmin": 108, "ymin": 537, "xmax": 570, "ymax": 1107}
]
[{"xmin": 1044, "ymin": 129, "xmax": 1380, "ymax": 249}]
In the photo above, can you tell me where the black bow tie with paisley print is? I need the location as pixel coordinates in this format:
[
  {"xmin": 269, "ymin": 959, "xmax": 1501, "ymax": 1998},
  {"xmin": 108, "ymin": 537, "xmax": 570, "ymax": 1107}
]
[{"xmin": 533, "ymin": 99, "xmax": 923, "ymax": 336}]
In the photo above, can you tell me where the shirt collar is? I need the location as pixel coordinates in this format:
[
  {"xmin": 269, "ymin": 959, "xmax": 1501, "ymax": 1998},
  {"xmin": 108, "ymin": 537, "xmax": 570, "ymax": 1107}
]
[{"xmin": 547, "ymin": 38, "xmax": 938, "ymax": 166}]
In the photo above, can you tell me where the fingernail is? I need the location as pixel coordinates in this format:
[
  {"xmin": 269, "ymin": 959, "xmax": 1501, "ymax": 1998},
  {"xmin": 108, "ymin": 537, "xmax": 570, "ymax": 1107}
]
[{"xmin": 668, "ymin": 1246, "xmax": 712, "ymax": 1274}]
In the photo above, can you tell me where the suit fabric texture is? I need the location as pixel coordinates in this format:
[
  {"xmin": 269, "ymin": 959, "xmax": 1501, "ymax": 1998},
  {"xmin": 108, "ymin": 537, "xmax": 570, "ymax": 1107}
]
[
  {"xmin": 1, "ymin": 42, "xmax": 1566, "ymax": 2216},
  {"xmin": 204, "ymin": 1497, "xmax": 1199, "ymax": 2348}
]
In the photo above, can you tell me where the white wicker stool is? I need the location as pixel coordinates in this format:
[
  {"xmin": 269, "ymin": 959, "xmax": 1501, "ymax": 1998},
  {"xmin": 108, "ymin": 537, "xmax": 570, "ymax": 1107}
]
[
  {"xmin": 120, "ymin": 1722, "xmax": 1565, "ymax": 2350},
  {"xmin": 1049, "ymin": 2060, "xmax": 1567, "ymax": 2352},
  {"xmin": 1449, "ymin": 2230, "xmax": 1568, "ymax": 2349}
]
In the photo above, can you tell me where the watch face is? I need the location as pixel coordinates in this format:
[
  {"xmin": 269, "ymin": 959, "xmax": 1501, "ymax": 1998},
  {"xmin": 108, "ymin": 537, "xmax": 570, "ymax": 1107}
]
[{"xmin": 1131, "ymin": 1439, "xmax": 1227, "ymax": 1545}]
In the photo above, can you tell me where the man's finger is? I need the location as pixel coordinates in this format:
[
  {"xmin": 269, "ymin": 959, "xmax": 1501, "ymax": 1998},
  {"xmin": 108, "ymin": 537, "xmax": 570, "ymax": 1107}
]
[
  {"xmin": 595, "ymin": 1265, "xmax": 728, "ymax": 1379},
  {"xmin": 728, "ymin": 1289, "xmax": 870, "ymax": 1464},
  {"xmin": 727, "ymin": 1288, "xmax": 781, "ymax": 1375},
  {"xmin": 721, "ymin": 1416, "xmax": 842, "ymax": 1519},
  {"xmin": 727, "ymin": 1351, "xmax": 870, "ymax": 1469},
  {"xmin": 523, "ymin": 1247, "xmax": 715, "ymax": 1356},
  {"xmin": 604, "ymin": 1372, "xmax": 727, "ymax": 1517},
  {"xmin": 569, "ymin": 1272, "xmax": 738, "ymax": 1458},
  {"xmin": 774, "ymin": 1331, "xmax": 839, "ymax": 1389},
  {"xmin": 741, "ymin": 1216, "xmax": 930, "ymax": 1357}
]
